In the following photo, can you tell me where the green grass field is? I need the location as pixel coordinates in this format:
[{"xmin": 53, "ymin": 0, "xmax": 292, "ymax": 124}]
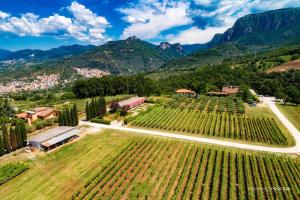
[
  {"xmin": 1, "ymin": 130, "xmax": 299, "ymax": 200},
  {"xmin": 277, "ymin": 104, "xmax": 300, "ymax": 131}
]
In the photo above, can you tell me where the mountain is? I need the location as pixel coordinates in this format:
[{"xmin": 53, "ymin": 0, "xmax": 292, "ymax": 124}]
[
  {"xmin": 208, "ymin": 8, "xmax": 300, "ymax": 47},
  {"xmin": 1, "ymin": 44, "xmax": 95, "ymax": 61},
  {"xmin": 59, "ymin": 37, "xmax": 184, "ymax": 74},
  {"xmin": 162, "ymin": 7, "xmax": 300, "ymax": 70},
  {"xmin": 182, "ymin": 44, "xmax": 208, "ymax": 54},
  {"xmin": 0, "ymin": 49, "xmax": 12, "ymax": 59}
]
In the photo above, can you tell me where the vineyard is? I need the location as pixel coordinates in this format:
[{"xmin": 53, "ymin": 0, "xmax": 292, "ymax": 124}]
[
  {"xmin": 166, "ymin": 96, "xmax": 245, "ymax": 114},
  {"xmin": 73, "ymin": 139, "xmax": 300, "ymax": 200},
  {"xmin": 129, "ymin": 106, "xmax": 290, "ymax": 146}
]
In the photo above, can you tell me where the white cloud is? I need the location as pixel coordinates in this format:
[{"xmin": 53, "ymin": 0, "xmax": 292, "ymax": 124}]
[
  {"xmin": 193, "ymin": 0, "xmax": 215, "ymax": 6},
  {"xmin": 166, "ymin": 26, "xmax": 228, "ymax": 44},
  {"xmin": 0, "ymin": 11, "xmax": 9, "ymax": 19},
  {"xmin": 0, "ymin": 1, "xmax": 110, "ymax": 44},
  {"xmin": 119, "ymin": 0, "xmax": 193, "ymax": 40}
]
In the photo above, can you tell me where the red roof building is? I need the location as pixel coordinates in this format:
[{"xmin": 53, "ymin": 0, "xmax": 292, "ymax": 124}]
[
  {"xmin": 117, "ymin": 97, "xmax": 146, "ymax": 109},
  {"xmin": 16, "ymin": 107, "xmax": 58, "ymax": 126},
  {"xmin": 176, "ymin": 89, "xmax": 196, "ymax": 96}
]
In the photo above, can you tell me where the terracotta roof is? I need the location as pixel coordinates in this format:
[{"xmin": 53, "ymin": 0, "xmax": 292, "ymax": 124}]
[
  {"xmin": 222, "ymin": 86, "xmax": 239, "ymax": 94},
  {"xmin": 176, "ymin": 89, "xmax": 196, "ymax": 94},
  {"xmin": 37, "ymin": 108, "xmax": 57, "ymax": 118},
  {"xmin": 34, "ymin": 107, "xmax": 48, "ymax": 112},
  {"xmin": 16, "ymin": 112, "xmax": 28, "ymax": 119}
]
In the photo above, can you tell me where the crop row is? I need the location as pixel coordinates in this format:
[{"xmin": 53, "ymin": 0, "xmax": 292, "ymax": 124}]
[
  {"xmin": 73, "ymin": 140, "xmax": 300, "ymax": 200},
  {"xmin": 131, "ymin": 107, "xmax": 288, "ymax": 145}
]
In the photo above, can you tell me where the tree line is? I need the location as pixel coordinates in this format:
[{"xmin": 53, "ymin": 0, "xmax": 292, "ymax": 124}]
[
  {"xmin": 72, "ymin": 75, "xmax": 160, "ymax": 99},
  {"xmin": 0, "ymin": 121, "xmax": 27, "ymax": 156},
  {"xmin": 86, "ymin": 97, "xmax": 107, "ymax": 120},
  {"xmin": 58, "ymin": 104, "xmax": 79, "ymax": 127}
]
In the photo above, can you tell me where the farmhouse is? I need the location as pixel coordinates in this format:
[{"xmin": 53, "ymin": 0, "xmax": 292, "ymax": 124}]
[
  {"xmin": 16, "ymin": 107, "xmax": 58, "ymax": 126},
  {"xmin": 28, "ymin": 126, "xmax": 80, "ymax": 151},
  {"xmin": 176, "ymin": 89, "xmax": 196, "ymax": 97},
  {"xmin": 117, "ymin": 96, "xmax": 146, "ymax": 109},
  {"xmin": 207, "ymin": 86, "xmax": 240, "ymax": 96}
]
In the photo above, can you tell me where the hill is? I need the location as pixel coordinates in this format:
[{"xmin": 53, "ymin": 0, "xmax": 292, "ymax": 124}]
[
  {"xmin": 162, "ymin": 7, "xmax": 300, "ymax": 70},
  {"xmin": 208, "ymin": 8, "xmax": 300, "ymax": 48},
  {"xmin": 0, "ymin": 49, "xmax": 12, "ymax": 59},
  {"xmin": 56, "ymin": 37, "xmax": 184, "ymax": 74},
  {"xmin": 1, "ymin": 45, "xmax": 95, "ymax": 61},
  {"xmin": 266, "ymin": 59, "xmax": 300, "ymax": 73}
]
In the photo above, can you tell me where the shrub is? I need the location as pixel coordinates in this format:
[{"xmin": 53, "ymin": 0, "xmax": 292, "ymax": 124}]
[{"xmin": 91, "ymin": 118, "xmax": 111, "ymax": 125}]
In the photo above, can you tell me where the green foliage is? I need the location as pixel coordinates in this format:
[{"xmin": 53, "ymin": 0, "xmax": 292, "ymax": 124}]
[
  {"xmin": 90, "ymin": 117, "xmax": 111, "ymax": 125},
  {"xmin": 85, "ymin": 97, "xmax": 106, "ymax": 120},
  {"xmin": 0, "ymin": 162, "xmax": 29, "ymax": 185},
  {"xmin": 58, "ymin": 104, "xmax": 78, "ymax": 126}
]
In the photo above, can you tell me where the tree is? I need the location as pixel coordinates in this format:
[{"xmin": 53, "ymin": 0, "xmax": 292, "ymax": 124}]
[
  {"xmin": 73, "ymin": 104, "xmax": 79, "ymax": 126},
  {"xmin": 58, "ymin": 111, "xmax": 63, "ymax": 126},
  {"xmin": 2, "ymin": 123, "xmax": 10, "ymax": 153},
  {"xmin": 15, "ymin": 124, "xmax": 21, "ymax": 148},
  {"xmin": 9, "ymin": 126, "xmax": 17, "ymax": 151},
  {"xmin": 0, "ymin": 132, "xmax": 4, "ymax": 156},
  {"xmin": 85, "ymin": 101, "xmax": 90, "ymax": 120},
  {"xmin": 20, "ymin": 121, "xmax": 27, "ymax": 146}
]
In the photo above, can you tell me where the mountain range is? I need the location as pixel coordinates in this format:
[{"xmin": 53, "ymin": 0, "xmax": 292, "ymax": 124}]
[{"xmin": 1, "ymin": 7, "xmax": 300, "ymax": 80}]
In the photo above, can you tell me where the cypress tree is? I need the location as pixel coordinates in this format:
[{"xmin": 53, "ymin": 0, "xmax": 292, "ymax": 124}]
[
  {"xmin": 62, "ymin": 110, "xmax": 67, "ymax": 126},
  {"xmin": 71, "ymin": 106, "xmax": 76, "ymax": 126},
  {"xmin": 15, "ymin": 125, "xmax": 21, "ymax": 148},
  {"xmin": 2, "ymin": 123, "xmax": 11, "ymax": 153},
  {"xmin": 20, "ymin": 121, "xmax": 27, "ymax": 147},
  {"xmin": 73, "ymin": 104, "xmax": 79, "ymax": 126},
  {"xmin": 58, "ymin": 111, "xmax": 63, "ymax": 126},
  {"xmin": 66, "ymin": 108, "xmax": 72, "ymax": 126},
  {"xmin": 85, "ymin": 101, "xmax": 90, "ymax": 120},
  {"xmin": 10, "ymin": 126, "xmax": 17, "ymax": 151},
  {"xmin": 0, "ymin": 132, "xmax": 4, "ymax": 156}
]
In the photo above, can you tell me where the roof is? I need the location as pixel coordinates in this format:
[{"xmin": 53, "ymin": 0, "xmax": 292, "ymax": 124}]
[
  {"xmin": 28, "ymin": 126, "xmax": 78, "ymax": 143},
  {"xmin": 41, "ymin": 129, "xmax": 80, "ymax": 147},
  {"xmin": 37, "ymin": 108, "xmax": 57, "ymax": 118},
  {"xmin": 176, "ymin": 89, "xmax": 196, "ymax": 94},
  {"xmin": 118, "ymin": 97, "xmax": 145, "ymax": 107},
  {"xmin": 16, "ymin": 112, "xmax": 28, "ymax": 119},
  {"xmin": 222, "ymin": 86, "xmax": 239, "ymax": 94},
  {"xmin": 207, "ymin": 91, "xmax": 228, "ymax": 95}
]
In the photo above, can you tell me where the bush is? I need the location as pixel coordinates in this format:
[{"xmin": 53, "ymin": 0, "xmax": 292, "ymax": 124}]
[
  {"xmin": 90, "ymin": 118, "xmax": 111, "ymax": 125},
  {"xmin": 0, "ymin": 162, "xmax": 29, "ymax": 185}
]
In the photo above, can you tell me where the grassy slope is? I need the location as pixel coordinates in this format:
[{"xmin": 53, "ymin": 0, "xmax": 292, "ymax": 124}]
[
  {"xmin": 0, "ymin": 131, "xmax": 133, "ymax": 200},
  {"xmin": 276, "ymin": 103, "xmax": 300, "ymax": 131}
]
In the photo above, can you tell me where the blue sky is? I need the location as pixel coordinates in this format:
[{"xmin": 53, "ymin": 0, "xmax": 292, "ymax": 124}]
[{"xmin": 0, "ymin": 0, "xmax": 299, "ymax": 50}]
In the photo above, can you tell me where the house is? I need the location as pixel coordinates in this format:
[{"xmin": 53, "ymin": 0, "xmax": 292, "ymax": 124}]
[
  {"xmin": 27, "ymin": 126, "xmax": 80, "ymax": 151},
  {"xmin": 16, "ymin": 107, "xmax": 58, "ymax": 126},
  {"xmin": 176, "ymin": 89, "xmax": 196, "ymax": 97},
  {"xmin": 117, "ymin": 96, "xmax": 146, "ymax": 109},
  {"xmin": 207, "ymin": 86, "xmax": 240, "ymax": 96},
  {"xmin": 221, "ymin": 86, "xmax": 240, "ymax": 95}
]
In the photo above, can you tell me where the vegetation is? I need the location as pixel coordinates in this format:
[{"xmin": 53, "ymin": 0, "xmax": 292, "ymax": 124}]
[
  {"xmin": 0, "ymin": 120, "xmax": 27, "ymax": 155},
  {"xmin": 130, "ymin": 106, "xmax": 290, "ymax": 146},
  {"xmin": 277, "ymin": 103, "xmax": 300, "ymax": 131},
  {"xmin": 73, "ymin": 138, "xmax": 300, "ymax": 200},
  {"xmin": 0, "ymin": 162, "xmax": 29, "ymax": 185},
  {"xmin": 90, "ymin": 117, "xmax": 111, "ymax": 125},
  {"xmin": 85, "ymin": 97, "xmax": 106, "ymax": 121},
  {"xmin": 58, "ymin": 104, "xmax": 79, "ymax": 127}
]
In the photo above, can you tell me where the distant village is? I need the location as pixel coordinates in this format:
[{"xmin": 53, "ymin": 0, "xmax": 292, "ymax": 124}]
[{"xmin": 0, "ymin": 68, "xmax": 110, "ymax": 94}]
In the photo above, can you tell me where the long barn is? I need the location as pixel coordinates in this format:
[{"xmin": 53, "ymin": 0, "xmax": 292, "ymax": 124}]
[{"xmin": 28, "ymin": 126, "xmax": 80, "ymax": 151}]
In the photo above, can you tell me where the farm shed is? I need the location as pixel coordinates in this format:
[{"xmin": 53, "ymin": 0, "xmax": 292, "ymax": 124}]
[
  {"xmin": 117, "ymin": 97, "xmax": 146, "ymax": 109},
  {"xmin": 176, "ymin": 89, "xmax": 196, "ymax": 97},
  {"xmin": 28, "ymin": 126, "xmax": 80, "ymax": 151}
]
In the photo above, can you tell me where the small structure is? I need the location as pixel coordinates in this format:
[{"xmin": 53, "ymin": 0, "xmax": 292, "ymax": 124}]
[
  {"xmin": 16, "ymin": 107, "xmax": 58, "ymax": 126},
  {"xmin": 28, "ymin": 126, "xmax": 80, "ymax": 151},
  {"xmin": 176, "ymin": 89, "xmax": 196, "ymax": 97},
  {"xmin": 117, "ymin": 97, "xmax": 146, "ymax": 109},
  {"xmin": 207, "ymin": 86, "xmax": 240, "ymax": 96}
]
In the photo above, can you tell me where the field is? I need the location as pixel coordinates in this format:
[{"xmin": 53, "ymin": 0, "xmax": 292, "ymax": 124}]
[
  {"xmin": 74, "ymin": 138, "xmax": 300, "ymax": 200},
  {"xmin": 266, "ymin": 59, "xmax": 300, "ymax": 73},
  {"xmin": 1, "ymin": 131, "xmax": 300, "ymax": 200},
  {"xmin": 0, "ymin": 163, "xmax": 28, "ymax": 185},
  {"xmin": 277, "ymin": 104, "xmax": 300, "ymax": 131},
  {"xmin": 129, "ymin": 106, "xmax": 292, "ymax": 146},
  {"xmin": 0, "ymin": 131, "xmax": 134, "ymax": 200}
]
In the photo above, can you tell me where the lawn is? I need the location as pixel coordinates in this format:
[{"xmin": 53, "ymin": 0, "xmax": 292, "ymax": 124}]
[
  {"xmin": 0, "ymin": 130, "xmax": 134, "ymax": 200},
  {"xmin": 276, "ymin": 103, "xmax": 300, "ymax": 131}
]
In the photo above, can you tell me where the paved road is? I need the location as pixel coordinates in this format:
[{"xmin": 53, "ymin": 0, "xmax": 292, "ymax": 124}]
[{"xmin": 81, "ymin": 97, "xmax": 300, "ymax": 154}]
